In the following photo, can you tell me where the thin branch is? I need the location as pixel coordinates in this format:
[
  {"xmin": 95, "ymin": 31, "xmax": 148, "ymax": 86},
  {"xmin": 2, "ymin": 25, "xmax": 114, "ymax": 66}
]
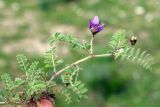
[
  {"xmin": 93, "ymin": 54, "xmax": 112, "ymax": 58},
  {"xmin": 0, "ymin": 101, "xmax": 21, "ymax": 105},
  {"xmin": 0, "ymin": 102, "xmax": 7, "ymax": 105},
  {"xmin": 52, "ymin": 55, "xmax": 56, "ymax": 73},
  {"xmin": 48, "ymin": 53, "xmax": 112, "ymax": 83},
  {"xmin": 74, "ymin": 65, "xmax": 80, "ymax": 83},
  {"xmin": 48, "ymin": 55, "xmax": 92, "ymax": 83},
  {"xmin": 90, "ymin": 37, "xmax": 94, "ymax": 54}
]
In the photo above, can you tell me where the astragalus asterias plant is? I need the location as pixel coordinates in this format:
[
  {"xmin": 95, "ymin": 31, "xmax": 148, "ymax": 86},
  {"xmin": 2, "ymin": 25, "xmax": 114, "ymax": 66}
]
[{"xmin": 0, "ymin": 16, "xmax": 154, "ymax": 107}]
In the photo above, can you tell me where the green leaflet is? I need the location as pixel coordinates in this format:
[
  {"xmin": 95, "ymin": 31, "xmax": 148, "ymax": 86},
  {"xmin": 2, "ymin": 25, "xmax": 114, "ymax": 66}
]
[
  {"xmin": 44, "ymin": 47, "xmax": 63, "ymax": 69},
  {"xmin": 62, "ymin": 89, "xmax": 73, "ymax": 104},
  {"xmin": 109, "ymin": 30, "xmax": 127, "ymax": 50},
  {"xmin": 121, "ymin": 48, "xmax": 154, "ymax": 71},
  {"xmin": 109, "ymin": 30, "xmax": 128, "ymax": 59},
  {"xmin": 49, "ymin": 32, "xmax": 90, "ymax": 51},
  {"xmin": 109, "ymin": 30, "xmax": 154, "ymax": 71},
  {"xmin": 15, "ymin": 54, "xmax": 53, "ymax": 98},
  {"xmin": 1, "ymin": 74, "xmax": 25, "ymax": 102},
  {"xmin": 16, "ymin": 54, "xmax": 29, "ymax": 72},
  {"xmin": 61, "ymin": 67, "xmax": 88, "ymax": 104}
]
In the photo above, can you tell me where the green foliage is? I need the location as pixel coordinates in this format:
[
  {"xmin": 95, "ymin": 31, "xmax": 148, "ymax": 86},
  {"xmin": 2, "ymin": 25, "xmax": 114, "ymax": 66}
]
[
  {"xmin": 0, "ymin": 1, "xmax": 159, "ymax": 107},
  {"xmin": 0, "ymin": 30, "xmax": 154, "ymax": 106},
  {"xmin": 16, "ymin": 54, "xmax": 29, "ymax": 72},
  {"xmin": 16, "ymin": 54, "xmax": 47, "ymax": 81},
  {"xmin": 109, "ymin": 30, "xmax": 128, "ymax": 51},
  {"xmin": 109, "ymin": 30, "xmax": 128, "ymax": 59},
  {"xmin": 61, "ymin": 66, "xmax": 88, "ymax": 104},
  {"xmin": 44, "ymin": 47, "xmax": 63, "ymax": 70},
  {"xmin": 1, "ymin": 54, "xmax": 56, "ymax": 103},
  {"xmin": 1, "ymin": 74, "xmax": 15, "ymax": 91},
  {"xmin": 2, "ymin": 40, "xmax": 89, "ymax": 105},
  {"xmin": 49, "ymin": 32, "xmax": 90, "ymax": 51},
  {"xmin": 70, "ymin": 81, "xmax": 88, "ymax": 101},
  {"xmin": 121, "ymin": 48, "xmax": 154, "ymax": 71},
  {"xmin": 62, "ymin": 89, "xmax": 73, "ymax": 104},
  {"xmin": 26, "ymin": 61, "xmax": 48, "ymax": 97},
  {"xmin": 1, "ymin": 74, "xmax": 24, "ymax": 102},
  {"xmin": 109, "ymin": 30, "xmax": 154, "ymax": 71},
  {"xmin": 61, "ymin": 80, "xmax": 88, "ymax": 104}
]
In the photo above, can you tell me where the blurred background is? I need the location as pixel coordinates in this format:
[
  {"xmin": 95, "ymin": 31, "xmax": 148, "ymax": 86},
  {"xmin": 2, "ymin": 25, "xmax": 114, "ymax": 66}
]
[{"xmin": 0, "ymin": 0, "xmax": 160, "ymax": 107}]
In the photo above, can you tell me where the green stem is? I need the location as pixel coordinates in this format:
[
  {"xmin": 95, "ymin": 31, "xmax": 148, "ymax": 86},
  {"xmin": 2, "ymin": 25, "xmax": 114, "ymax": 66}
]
[
  {"xmin": 52, "ymin": 57, "xmax": 56, "ymax": 73},
  {"xmin": 74, "ymin": 65, "xmax": 79, "ymax": 83},
  {"xmin": 48, "ymin": 53, "xmax": 112, "ymax": 83},
  {"xmin": 90, "ymin": 37, "xmax": 94, "ymax": 54}
]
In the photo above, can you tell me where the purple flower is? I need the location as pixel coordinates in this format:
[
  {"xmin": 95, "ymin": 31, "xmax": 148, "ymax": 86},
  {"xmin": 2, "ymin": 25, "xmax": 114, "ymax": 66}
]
[{"xmin": 89, "ymin": 16, "xmax": 104, "ymax": 36}]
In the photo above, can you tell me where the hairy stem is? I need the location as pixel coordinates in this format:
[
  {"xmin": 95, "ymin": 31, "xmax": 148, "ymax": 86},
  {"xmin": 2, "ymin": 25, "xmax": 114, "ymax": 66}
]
[{"xmin": 48, "ymin": 53, "xmax": 112, "ymax": 83}]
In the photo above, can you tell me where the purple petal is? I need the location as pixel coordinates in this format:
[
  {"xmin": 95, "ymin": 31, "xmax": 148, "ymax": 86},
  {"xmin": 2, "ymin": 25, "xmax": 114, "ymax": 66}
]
[
  {"xmin": 97, "ymin": 24, "xmax": 104, "ymax": 32},
  {"xmin": 89, "ymin": 20, "xmax": 94, "ymax": 29},
  {"xmin": 93, "ymin": 16, "xmax": 99, "ymax": 25}
]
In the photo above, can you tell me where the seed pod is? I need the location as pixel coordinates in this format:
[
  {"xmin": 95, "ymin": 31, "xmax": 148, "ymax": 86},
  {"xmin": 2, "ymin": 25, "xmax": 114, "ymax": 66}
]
[{"xmin": 130, "ymin": 36, "xmax": 137, "ymax": 46}]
